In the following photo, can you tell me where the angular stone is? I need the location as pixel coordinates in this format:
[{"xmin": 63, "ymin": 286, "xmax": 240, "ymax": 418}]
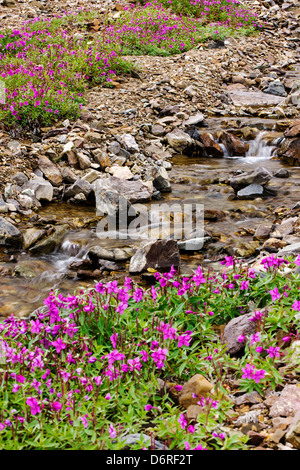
[
  {"xmin": 178, "ymin": 374, "xmax": 214, "ymax": 409},
  {"xmin": 286, "ymin": 410, "xmax": 300, "ymax": 449},
  {"xmin": 129, "ymin": 239, "xmax": 180, "ymax": 273},
  {"xmin": 237, "ymin": 184, "xmax": 264, "ymax": 199},
  {"xmin": 26, "ymin": 178, "xmax": 53, "ymax": 202},
  {"xmin": 200, "ymin": 133, "xmax": 224, "ymax": 157},
  {"xmin": 38, "ymin": 155, "xmax": 62, "ymax": 186},
  {"xmin": 230, "ymin": 167, "xmax": 273, "ymax": 192},
  {"xmin": 165, "ymin": 128, "xmax": 193, "ymax": 153},
  {"xmin": 64, "ymin": 179, "xmax": 93, "ymax": 199},
  {"xmin": 0, "ymin": 217, "xmax": 22, "ymax": 248},
  {"xmin": 221, "ymin": 312, "xmax": 257, "ymax": 356},
  {"xmin": 29, "ymin": 225, "xmax": 69, "ymax": 255},
  {"xmin": 93, "ymin": 176, "xmax": 152, "ymax": 216},
  {"xmin": 22, "ymin": 228, "xmax": 46, "ymax": 250},
  {"xmin": 270, "ymin": 385, "xmax": 300, "ymax": 418},
  {"xmin": 228, "ymin": 89, "xmax": 285, "ymax": 107}
]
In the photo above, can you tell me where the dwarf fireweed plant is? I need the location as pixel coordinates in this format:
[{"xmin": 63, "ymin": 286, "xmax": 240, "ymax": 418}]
[
  {"xmin": 1, "ymin": 254, "xmax": 300, "ymax": 449},
  {"xmin": 0, "ymin": 10, "xmax": 135, "ymax": 129},
  {"xmin": 107, "ymin": 0, "xmax": 260, "ymax": 56}
]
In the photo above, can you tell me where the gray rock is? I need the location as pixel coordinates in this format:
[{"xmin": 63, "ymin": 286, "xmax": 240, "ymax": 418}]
[
  {"xmin": 237, "ymin": 184, "xmax": 264, "ymax": 199},
  {"xmin": 119, "ymin": 134, "xmax": 139, "ymax": 153},
  {"xmin": 29, "ymin": 225, "xmax": 69, "ymax": 255},
  {"xmin": 270, "ymin": 385, "xmax": 300, "ymax": 418},
  {"xmin": 0, "ymin": 198, "xmax": 8, "ymax": 213},
  {"xmin": 129, "ymin": 239, "xmax": 180, "ymax": 273},
  {"xmin": 264, "ymin": 80, "xmax": 287, "ymax": 97},
  {"xmin": 0, "ymin": 217, "xmax": 22, "ymax": 247},
  {"xmin": 38, "ymin": 155, "xmax": 62, "ymax": 186},
  {"xmin": 286, "ymin": 410, "xmax": 300, "ymax": 449},
  {"xmin": 165, "ymin": 128, "xmax": 193, "ymax": 153},
  {"xmin": 12, "ymin": 172, "xmax": 28, "ymax": 186},
  {"xmin": 26, "ymin": 177, "xmax": 53, "ymax": 202},
  {"xmin": 151, "ymin": 167, "xmax": 171, "ymax": 193},
  {"xmin": 64, "ymin": 179, "xmax": 93, "ymax": 199},
  {"xmin": 118, "ymin": 433, "xmax": 167, "ymax": 450},
  {"xmin": 183, "ymin": 113, "xmax": 205, "ymax": 126},
  {"xmin": 88, "ymin": 246, "xmax": 133, "ymax": 262},
  {"xmin": 230, "ymin": 167, "xmax": 273, "ymax": 192},
  {"xmin": 93, "ymin": 176, "xmax": 152, "ymax": 216},
  {"xmin": 221, "ymin": 312, "xmax": 257, "ymax": 356}
]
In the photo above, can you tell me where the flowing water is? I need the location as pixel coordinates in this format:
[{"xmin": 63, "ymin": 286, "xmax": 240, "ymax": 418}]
[{"xmin": 1, "ymin": 118, "xmax": 300, "ymax": 319}]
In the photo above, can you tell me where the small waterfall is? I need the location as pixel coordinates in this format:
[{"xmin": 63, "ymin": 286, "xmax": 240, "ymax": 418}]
[{"xmin": 245, "ymin": 131, "xmax": 275, "ymax": 161}]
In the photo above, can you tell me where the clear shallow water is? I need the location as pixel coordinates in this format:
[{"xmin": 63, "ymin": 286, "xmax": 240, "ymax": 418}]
[{"xmin": 1, "ymin": 121, "xmax": 299, "ymax": 318}]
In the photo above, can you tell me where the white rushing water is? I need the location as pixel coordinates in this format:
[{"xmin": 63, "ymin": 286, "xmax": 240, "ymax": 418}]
[{"xmin": 244, "ymin": 131, "xmax": 276, "ymax": 162}]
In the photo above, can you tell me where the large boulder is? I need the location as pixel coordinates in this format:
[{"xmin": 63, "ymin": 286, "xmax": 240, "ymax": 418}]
[{"xmin": 129, "ymin": 239, "xmax": 180, "ymax": 273}]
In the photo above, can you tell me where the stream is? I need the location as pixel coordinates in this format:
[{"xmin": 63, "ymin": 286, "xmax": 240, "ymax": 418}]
[{"xmin": 0, "ymin": 117, "xmax": 299, "ymax": 319}]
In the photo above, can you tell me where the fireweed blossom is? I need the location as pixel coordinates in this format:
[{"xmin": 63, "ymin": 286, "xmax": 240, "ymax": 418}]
[{"xmin": 242, "ymin": 364, "xmax": 266, "ymax": 383}]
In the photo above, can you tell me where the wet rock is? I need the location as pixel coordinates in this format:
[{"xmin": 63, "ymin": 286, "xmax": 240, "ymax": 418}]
[
  {"xmin": 22, "ymin": 228, "xmax": 46, "ymax": 250},
  {"xmin": 230, "ymin": 167, "xmax": 273, "ymax": 192},
  {"xmin": 178, "ymin": 374, "xmax": 214, "ymax": 409},
  {"xmin": 0, "ymin": 217, "xmax": 22, "ymax": 248},
  {"xmin": 151, "ymin": 167, "xmax": 171, "ymax": 192},
  {"xmin": 279, "ymin": 138, "xmax": 300, "ymax": 165},
  {"xmin": 284, "ymin": 120, "xmax": 300, "ymax": 138},
  {"xmin": 88, "ymin": 246, "xmax": 133, "ymax": 262},
  {"xmin": 262, "ymin": 238, "xmax": 287, "ymax": 251},
  {"xmin": 254, "ymin": 224, "xmax": 273, "ymax": 240},
  {"xmin": 221, "ymin": 312, "xmax": 257, "ymax": 357},
  {"xmin": 220, "ymin": 132, "xmax": 249, "ymax": 156},
  {"xmin": 269, "ymin": 385, "xmax": 300, "ymax": 418},
  {"xmin": 38, "ymin": 155, "xmax": 62, "ymax": 186},
  {"xmin": 273, "ymin": 168, "xmax": 290, "ymax": 178},
  {"xmin": 14, "ymin": 259, "xmax": 51, "ymax": 279},
  {"xmin": 165, "ymin": 128, "xmax": 193, "ymax": 154},
  {"xmin": 234, "ymin": 240, "xmax": 260, "ymax": 257},
  {"xmin": 199, "ymin": 133, "xmax": 224, "ymax": 157},
  {"xmin": 29, "ymin": 225, "xmax": 69, "ymax": 255},
  {"xmin": 237, "ymin": 184, "xmax": 264, "ymax": 199},
  {"xmin": 129, "ymin": 239, "xmax": 180, "ymax": 273}
]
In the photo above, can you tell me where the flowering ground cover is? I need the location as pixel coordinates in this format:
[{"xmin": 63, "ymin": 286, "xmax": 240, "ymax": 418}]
[
  {"xmin": 106, "ymin": 0, "xmax": 260, "ymax": 56},
  {"xmin": 0, "ymin": 1, "xmax": 261, "ymax": 130},
  {"xmin": 1, "ymin": 254, "xmax": 300, "ymax": 450}
]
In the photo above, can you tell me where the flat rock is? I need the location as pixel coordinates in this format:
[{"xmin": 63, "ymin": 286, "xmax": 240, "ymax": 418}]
[{"xmin": 228, "ymin": 89, "xmax": 285, "ymax": 107}]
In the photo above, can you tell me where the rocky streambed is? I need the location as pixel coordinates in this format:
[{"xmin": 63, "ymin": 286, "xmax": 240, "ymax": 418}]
[{"xmin": 1, "ymin": 115, "xmax": 300, "ymax": 319}]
